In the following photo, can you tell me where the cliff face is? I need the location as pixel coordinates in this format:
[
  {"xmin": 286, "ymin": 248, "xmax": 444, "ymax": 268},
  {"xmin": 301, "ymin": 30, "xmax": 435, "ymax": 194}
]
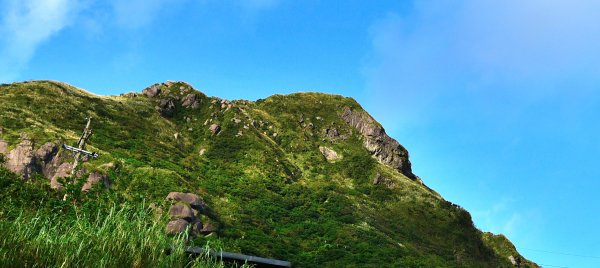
[
  {"xmin": 0, "ymin": 80, "xmax": 537, "ymax": 267},
  {"xmin": 340, "ymin": 107, "xmax": 415, "ymax": 179}
]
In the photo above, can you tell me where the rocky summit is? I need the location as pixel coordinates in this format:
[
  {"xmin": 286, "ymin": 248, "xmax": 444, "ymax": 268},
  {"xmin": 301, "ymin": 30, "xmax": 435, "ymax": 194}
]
[{"xmin": 0, "ymin": 80, "xmax": 538, "ymax": 267}]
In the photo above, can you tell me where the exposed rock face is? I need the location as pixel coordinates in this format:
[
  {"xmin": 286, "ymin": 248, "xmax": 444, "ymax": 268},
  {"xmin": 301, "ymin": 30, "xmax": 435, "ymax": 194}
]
[
  {"xmin": 165, "ymin": 219, "xmax": 189, "ymax": 235},
  {"xmin": 6, "ymin": 139, "xmax": 38, "ymax": 180},
  {"xmin": 319, "ymin": 146, "xmax": 341, "ymax": 161},
  {"xmin": 50, "ymin": 163, "xmax": 72, "ymax": 190},
  {"xmin": 325, "ymin": 128, "xmax": 340, "ymax": 140},
  {"xmin": 35, "ymin": 143, "xmax": 58, "ymax": 163},
  {"xmin": 81, "ymin": 171, "xmax": 111, "ymax": 192},
  {"xmin": 209, "ymin": 124, "xmax": 221, "ymax": 136},
  {"xmin": 341, "ymin": 107, "xmax": 415, "ymax": 179},
  {"xmin": 143, "ymin": 84, "xmax": 161, "ymax": 97},
  {"xmin": 0, "ymin": 140, "xmax": 7, "ymax": 155},
  {"xmin": 372, "ymin": 173, "xmax": 396, "ymax": 189},
  {"xmin": 157, "ymin": 99, "xmax": 176, "ymax": 117},
  {"xmin": 182, "ymin": 94, "xmax": 200, "ymax": 109}
]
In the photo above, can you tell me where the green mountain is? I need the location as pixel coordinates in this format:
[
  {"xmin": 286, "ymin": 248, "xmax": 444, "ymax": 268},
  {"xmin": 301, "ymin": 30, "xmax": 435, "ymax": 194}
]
[{"xmin": 0, "ymin": 80, "xmax": 537, "ymax": 267}]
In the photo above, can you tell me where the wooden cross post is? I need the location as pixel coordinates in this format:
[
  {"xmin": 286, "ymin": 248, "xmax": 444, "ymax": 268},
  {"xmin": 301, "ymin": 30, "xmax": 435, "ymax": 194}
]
[{"xmin": 68, "ymin": 117, "xmax": 95, "ymax": 176}]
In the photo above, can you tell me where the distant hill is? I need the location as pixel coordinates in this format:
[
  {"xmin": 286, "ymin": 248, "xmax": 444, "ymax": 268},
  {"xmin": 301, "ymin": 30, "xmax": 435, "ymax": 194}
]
[{"xmin": 0, "ymin": 80, "xmax": 538, "ymax": 267}]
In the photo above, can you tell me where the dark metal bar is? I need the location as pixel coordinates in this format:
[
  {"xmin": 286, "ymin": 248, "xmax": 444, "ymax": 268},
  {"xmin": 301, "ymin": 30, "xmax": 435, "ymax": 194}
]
[{"xmin": 185, "ymin": 246, "xmax": 292, "ymax": 268}]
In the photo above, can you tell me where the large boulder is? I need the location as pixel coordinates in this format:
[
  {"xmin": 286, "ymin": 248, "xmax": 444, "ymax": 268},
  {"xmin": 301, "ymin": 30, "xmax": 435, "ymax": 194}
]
[
  {"xmin": 182, "ymin": 94, "xmax": 200, "ymax": 109},
  {"xmin": 0, "ymin": 140, "xmax": 7, "ymax": 155},
  {"xmin": 168, "ymin": 203, "xmax": 195, "ymax": 221},
  {"xmin": 5, "ymin": 138, "xmax": 38, "ymax": 180},
  {"xmin": 372, "ymin": 173, "xmax": 396, "ymax": 189},
  {"xmin": 157, "ymin": 99, "xmax": 176, "ymax": 117},
  {"xmin": 35, "ymin": 142, "xmax": 58, "ymax": 163},
  {"xmin": 142, "ymin": 84, "xmax": 161, "ymax": 97},
  {"xmin": 81, "ymin": 171, "xmax": 111, "ymax": 192},
  {"xmin": 209, "ymin": 124, "xmax": 221, "ymax": 136},
  {"xmin": 166, "ymin": 192, "xmax": 206, "ymax": 211},
  {"xmin": 165, "ymin": 219, "xmax": 189, "ymax": 235},
  {"xmin": 50, "ymin": 163, "xmax": 72, "ymax": 190},
  {"xmin": 319, "ymin": 146, "xmax": 341, "ymax": 161},
  {"xmin": 341, "ymin": 107, "xmax": 415, "ymax": 179}
]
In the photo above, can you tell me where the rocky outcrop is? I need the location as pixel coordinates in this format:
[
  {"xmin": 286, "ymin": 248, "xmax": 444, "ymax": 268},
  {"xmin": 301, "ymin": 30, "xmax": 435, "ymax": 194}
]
[
  {"xmin": 372, "ymin": 173, "xmax": 396, "ymax": 189},
  {"xmin": 50, "ymin": 163, "xmax": 72, "ymax": 190},
  {"xmin": 165, "ymin": 192, "xmax": 212, "ymax": 237},
  {"xmin": 81, "ymin": 171, "xmax": 111, "ymax": 192},
  {"xmin": 209, "ymin": 124, "xmax": 221, "ymax": 136},
  {"xmin": 166, "ymin": 192, "xmax": 207, "ymax": 211},
  {"xmin": 182, "ymin": 93, "xmax": 201, "ymax": 109},
  {"xmin": 156, "ymin": 99, "xmax": 176, "ymax": 117},
  {"xmin": 142, "ymin": 84, "xmax": 161, "ymax": 97},
  {"xmin": 340, "ymin": 107, "xmax": 415, "ymax": 179},
  {"xmin": 5, "ymin": 138, "xmax": 38, "ymax": 180},
  {"xmin": 0, "ymin": 140, "xmax": 7, "ymax": 155},
  {"xmin": 319, "ymin": 146, "xmax": 341, "ymax": 161}
]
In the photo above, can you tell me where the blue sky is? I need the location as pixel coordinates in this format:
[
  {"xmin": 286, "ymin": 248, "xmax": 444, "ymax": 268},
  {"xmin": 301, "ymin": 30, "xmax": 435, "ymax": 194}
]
[{"xmin": 2, "ymin": 1, "xmax": 600, "ymax": 267}]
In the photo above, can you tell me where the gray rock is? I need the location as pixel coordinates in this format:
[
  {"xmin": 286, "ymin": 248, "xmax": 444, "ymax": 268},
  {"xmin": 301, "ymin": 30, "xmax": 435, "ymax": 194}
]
[
  {"xmin": 5, "ymin": 138, "xmax": 38, "ymax": 180},
  {"xmin": 325, "ymin": 128, "xmax": 340, "ymax": 140},
  {"xmin": 0, "ymin": 140, "xmax": 7, "ymax": 155},
  {"xmin": 166, "ymin": 192, "xmax": 206, "ymax": 211},
  {"xmin": 190, "ymin": 220, "xmax": 204, "ymax": 236},
  {"xmin": 209, "ymin": 124, "xmax": 221, "ymax": 135},
  {"xmin": 157, "ymin": 99, "xmax": 176, "ymax": 117},
  {"xmin": 372, "ymin": 173, "xmax": 396, "ymax": 189},
  {"xmin": 169, "ymin": 203, "xmax": 195, "ymax": 221},
  {"xmin": 142, "ymin": 84, "xmax": 161, "ymax": 97},
  {"xmin": 50, "ymin": 162, "xmax": 72, "ymax": 190},
  {"xmin": 35, "ymin": 142, "xmax": 58, "ymax": 163},
  {"xmin": 199, "ymin": 222, "xmax": 218, "ymax": 235},
  {"xmin": 319, "ymin": 146, "xmax": 341, "ymax": 161},
  {"xmin": 341, "ymin": 107, "xmax": 415, "ymax": 179},
  {"xmin": 165, "ymin": 219, "xmax": 189, "ymax": 235},
  {"xmin": 182, "ymin": 94, "xmax": 201, "ymax": 109},
  {"xmin": 81, "ymin": 171, "xmax": 111, "ymax": 192}
]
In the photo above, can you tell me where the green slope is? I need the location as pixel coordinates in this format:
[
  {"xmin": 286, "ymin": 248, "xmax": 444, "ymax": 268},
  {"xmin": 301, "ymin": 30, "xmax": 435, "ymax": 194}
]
[{"xmin": 0, "ymin": 80, "xmax": 537, "ymax": 267}]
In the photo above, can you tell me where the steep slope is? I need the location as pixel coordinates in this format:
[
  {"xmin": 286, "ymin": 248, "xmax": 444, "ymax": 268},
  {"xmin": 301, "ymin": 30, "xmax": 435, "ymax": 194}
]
[{"xmin": 0, "ymin": 80, "xmax": 537, "ymax": 267}]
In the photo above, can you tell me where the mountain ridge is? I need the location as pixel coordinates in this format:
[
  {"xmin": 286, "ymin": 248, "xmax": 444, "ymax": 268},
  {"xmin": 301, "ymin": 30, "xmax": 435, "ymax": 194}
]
[{"xmin": 0, "ymin": 80, "xmax": 537, "ymax": 267}]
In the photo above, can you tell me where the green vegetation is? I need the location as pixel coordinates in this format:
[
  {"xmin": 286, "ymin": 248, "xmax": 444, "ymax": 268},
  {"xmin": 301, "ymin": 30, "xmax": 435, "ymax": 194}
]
[
  {"xmin": 0, "ymin": 166, "xmax": 248, "ymax": 268},
  {"xmin": 0, "ymin": 81, "xmax": 537, "ymax": 267}
]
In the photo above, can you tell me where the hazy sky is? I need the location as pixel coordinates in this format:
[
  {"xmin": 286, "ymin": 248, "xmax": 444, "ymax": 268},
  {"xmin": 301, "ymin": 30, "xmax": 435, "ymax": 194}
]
[{"xmin": 2, "ymin": 1, "xmax": 600, "ymax": 267}]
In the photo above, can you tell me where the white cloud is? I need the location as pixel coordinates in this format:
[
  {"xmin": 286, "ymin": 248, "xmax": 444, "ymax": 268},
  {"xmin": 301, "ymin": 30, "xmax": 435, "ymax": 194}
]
[
  {"xmin": 110, "ymin": 0, "xmax": 184, "ymax": 29},
  {"xmin": 363, "ymin": 1, "xmax": 600, "ymax": 129},
  {"xmin": 0, "ymin": 0, "xmax": 84, "ymax": 82}
]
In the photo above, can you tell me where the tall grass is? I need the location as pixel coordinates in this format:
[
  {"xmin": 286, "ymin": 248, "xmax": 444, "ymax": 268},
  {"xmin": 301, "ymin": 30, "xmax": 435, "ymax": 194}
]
[{"xmin": 0, "ymin": 203, "xmax": 237, "ymax": 268}]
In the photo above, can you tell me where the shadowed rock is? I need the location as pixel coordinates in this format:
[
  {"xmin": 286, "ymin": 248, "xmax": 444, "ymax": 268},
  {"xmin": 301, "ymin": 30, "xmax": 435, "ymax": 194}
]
[
  {"xmin": 81, "ymin": 171, "xmax": 111, "ymax": 192},
  {"xmin": 372, "ymin": 173, "xmax": 396, "ymax": 189},
  {"xmin": 35, "ymin": 142, "xmax": 58, "ymax": 163},
  {"xmin": 182, "ymin": 94, "xmax": 201, "ymax": 109},
  {"xmin": 157, "ymin": 99, "xmax": 176, "ymax": 117},
  {"xmin": 166, "ymin": 192, "xmax": 206, "ymax": 211},
  {"xmin": 209, "ymin": 124, "xmax": 221, "ymax": 136},
  {"xmin": 190, "ymin": 220, "xmax": 204, "ymax": 236}
]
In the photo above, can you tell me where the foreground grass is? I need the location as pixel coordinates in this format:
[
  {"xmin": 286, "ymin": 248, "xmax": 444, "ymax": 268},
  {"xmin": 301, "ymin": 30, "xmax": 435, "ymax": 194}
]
[{"xmin": 0, "ymin": 202, "xmax": 238, "ymax": 268}]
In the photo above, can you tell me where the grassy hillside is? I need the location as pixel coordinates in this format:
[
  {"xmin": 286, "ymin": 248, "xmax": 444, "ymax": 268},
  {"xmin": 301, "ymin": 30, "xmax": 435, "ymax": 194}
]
[{"xmin": 0, "ymin": 80, "xmax": 537, "ymax": 267}]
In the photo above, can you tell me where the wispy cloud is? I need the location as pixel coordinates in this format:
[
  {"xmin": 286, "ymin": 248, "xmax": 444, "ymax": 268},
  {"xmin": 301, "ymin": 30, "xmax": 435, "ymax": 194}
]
[
  {"xmin": 0, "ymin": 0, "xmax": 84, "ymax": 82},
  {"xmin": 110, "ymin": 0, "xmax": 187, "ymax": 29},
  {"xmin": 363, "ymin": 1, "xmax": 600, "ymax": 130}
]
